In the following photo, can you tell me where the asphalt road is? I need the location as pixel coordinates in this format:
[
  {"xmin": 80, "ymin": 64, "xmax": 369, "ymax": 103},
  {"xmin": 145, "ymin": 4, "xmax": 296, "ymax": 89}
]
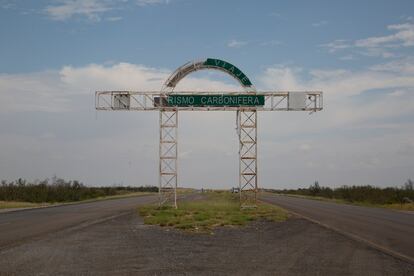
[
  {"xmin": 261, "ymin": 194, "xmax": 414, "ymax": 262},
  {"xmin": 0, "ymin": 193, "xmax": 413, "ymax": 275},
  {"xmin": 1, "ymin": 211, "xmax": 413, "ymax": 275},
  {"xmin": 0, "ymin": 194, "xmax": 158, "ymax": 249}
]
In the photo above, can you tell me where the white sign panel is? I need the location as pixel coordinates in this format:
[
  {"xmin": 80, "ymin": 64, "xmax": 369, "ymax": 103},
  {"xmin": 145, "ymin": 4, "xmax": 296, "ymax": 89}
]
[{"xmin": 288, "ymin": 92, "xmax": 307, "ymax": 110}]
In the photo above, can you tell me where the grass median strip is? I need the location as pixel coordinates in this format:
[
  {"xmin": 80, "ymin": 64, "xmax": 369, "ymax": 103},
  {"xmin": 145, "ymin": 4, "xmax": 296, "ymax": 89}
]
[{"xmin": 138, "ymin": 192, "xmax": 288, "ymax": 233}]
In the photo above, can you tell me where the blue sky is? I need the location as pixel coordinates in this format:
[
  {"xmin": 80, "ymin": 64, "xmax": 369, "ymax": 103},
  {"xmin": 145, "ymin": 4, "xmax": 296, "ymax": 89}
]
[
  {"xmin": 0, "ymin": 0, "xmax": 413, "ymax": 188},
  {"xmin": 2, "ymin": 0, "xmax": 413, "ymax": 73}
]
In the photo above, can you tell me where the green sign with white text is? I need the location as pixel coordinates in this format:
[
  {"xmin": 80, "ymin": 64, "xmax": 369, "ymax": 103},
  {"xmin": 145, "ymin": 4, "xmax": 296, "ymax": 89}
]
[
  {"xmin": 203, "ymin": 58, "xmax": 253, "ymax": 86},
  {"xmin": 167, "ymin": 94, "xmax": 264, "ymax": 107}
]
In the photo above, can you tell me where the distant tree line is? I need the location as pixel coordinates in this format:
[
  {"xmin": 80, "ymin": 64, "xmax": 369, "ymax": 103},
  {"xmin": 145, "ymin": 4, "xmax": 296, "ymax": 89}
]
[
  {"xmin": 0, "ymin": 177, "xmax": 158, "ymax": 203},
  {"xmin": 266, "ymin": 179, "xmax": 414, "ymax": 205}
]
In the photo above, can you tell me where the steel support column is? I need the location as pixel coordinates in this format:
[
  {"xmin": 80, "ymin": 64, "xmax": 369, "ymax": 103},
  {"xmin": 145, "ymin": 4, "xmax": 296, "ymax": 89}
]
[
  {"xmin": 238, "ymin": 110, "xmax": 257, "ymax": 208},
  {"xmin": 159, "ymin": 109, "xmax": 178, "ymax": 208}
]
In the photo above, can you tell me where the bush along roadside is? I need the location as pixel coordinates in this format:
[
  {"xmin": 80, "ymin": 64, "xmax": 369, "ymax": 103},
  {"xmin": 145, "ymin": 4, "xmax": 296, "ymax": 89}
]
[
  {"xmin": 265, "ymin": 179, "xmax": 414, "ymax": 211},
  {"xmin": 0, "ymin": 177, "xmax": 158, "ymax": 203}
]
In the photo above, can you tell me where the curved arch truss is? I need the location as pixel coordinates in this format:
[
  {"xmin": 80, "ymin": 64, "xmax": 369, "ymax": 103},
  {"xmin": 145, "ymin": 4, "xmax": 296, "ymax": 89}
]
[{"xmin": 163, "ymin": 58, "xmax": 255, "ymax": 92}]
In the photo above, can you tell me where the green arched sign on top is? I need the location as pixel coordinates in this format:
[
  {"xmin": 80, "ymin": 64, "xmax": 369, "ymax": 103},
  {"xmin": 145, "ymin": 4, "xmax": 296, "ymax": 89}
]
[
  {"xmin": 202, "ymin": 58, "xmax": 253, "ymax": 86},
  {"xmin": 164, "ymin": 58, "xmax": 253, "ymax": 89}
]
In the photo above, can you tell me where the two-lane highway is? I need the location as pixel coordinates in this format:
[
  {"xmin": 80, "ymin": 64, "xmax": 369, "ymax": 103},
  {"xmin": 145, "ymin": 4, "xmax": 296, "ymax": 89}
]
[
  {"xmin": 261, "ymin": 194, "xmax": 414, "ymax": 262},
  {"xmin": 0, "ymin": 194, "xmax": 158, "ymax": 249},
  {"xmin": 0, "ymin": 192, "xmax": 413, "ymax": 275}
]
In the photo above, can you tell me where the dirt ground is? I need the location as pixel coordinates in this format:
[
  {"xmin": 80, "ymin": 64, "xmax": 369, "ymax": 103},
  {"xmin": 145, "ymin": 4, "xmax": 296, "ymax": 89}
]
[{"xmin": 0, "ymin": 211, "xmax": 413, "ymax": 275}]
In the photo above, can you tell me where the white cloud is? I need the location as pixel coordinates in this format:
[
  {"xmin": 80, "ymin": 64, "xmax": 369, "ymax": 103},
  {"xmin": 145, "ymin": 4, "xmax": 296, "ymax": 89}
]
[
  {"xmin": 312, "ymin": 20, "xmax": 327, "ymax": 27},
  {"xmin": 309, "ymin": 67, "xmax": 414, "ymax": 102},
  {"xmin": 299, "ymin": 143, "xmax": 312, "ymax": 152},
  {"xmin": 260, "ymin": 40, "xmax": 282, "ymax": 47},
  {"xmin": 3, "ymin": 60, "xmax": 414, "ymax": 132},
  {"xmin": 44, "ymin": 0, "xmax": 113, "ymax": 21},
  {"xmin": 0, "ymin": 62, "xmax": 242, "ymax": 113},
  {"xmin": 227, "ymin": 39, "xmax": 247, "ymax": 48},
  {"xmin": 339, "ymin": 54, "xmax": 355, "ymax": 61},
  {"xmin": 257, "ymin": 59, "xmax": 414, "ymax": 128},
  {"xmin": 59, "ymin": 63, "xmax": 169, "ymax": 91},
  {"xmin": 356, "ymin": 23, "xmax": 414, "ymax": 48},
  {"xmin": 106, "ymin": 16, "xmax": 122, "ymax": 21},
  {"xmin": 0, "ymin": 71, "xmax": 73, "ymax": 112},
  {"xmin": 1, "ymin": 60, "xmax": 414, "ymax": 188},
  {"xmin": 136, "ymin": 0, "xmax": 170, "ymax": 6},
  {"xmin": 388, "ymin": 89, "xmax": 406, "ymax": 97},
  {"xmin": 0, "ymin": 62, "xmax": 243, "ymax": 186},
  {"xmin": 357, "ymin": 47, "xmax": 395, "ymax": 58},
  {"xmin": 44, "ymin": 0, "xmax": 170, "ymax": 21},
  {"xmin": 321, "ymin": 39, "xmax": 351, "ymax": 53},
  {"xmin": 258, "ymin": 66, "xmax": 304, "ymax": 90},
  {"xmin": 269, "ymin": 11, "xmax": 281, "ymax": 18},
  {"xmin": 369, "ymin": 57, "xmax": 414, "ymax": 74},
  {"xmin": 1, "ymin": 0, "xmax": 15, "ymax": 9},
  {"xmin": 322, "ymin": 22, "xmax": 414, "ymax": 58}
]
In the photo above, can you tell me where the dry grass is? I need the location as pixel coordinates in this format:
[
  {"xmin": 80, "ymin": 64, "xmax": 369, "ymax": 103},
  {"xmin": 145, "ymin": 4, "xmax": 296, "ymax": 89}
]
[
  {"xmin": 383, "ymin": 203, "xmax": 414, "ymax": 211},
  {"xmin": 0, "ymin": 201, "xmax": 49, "ymax": 209},
  {"xmin": 138, "ymin": 191, "xmax": 288, "ymax": 233},
  {"xmin": 275, "ymin": 193, "xmax": 414, "ymax": 212},
  {"xmin": 84, "ymin": 192, "xmax": 153, "ymax": 201},
  {"xmin": 0, "ymin": 192, "xmax": 154, "ymax": 210}
]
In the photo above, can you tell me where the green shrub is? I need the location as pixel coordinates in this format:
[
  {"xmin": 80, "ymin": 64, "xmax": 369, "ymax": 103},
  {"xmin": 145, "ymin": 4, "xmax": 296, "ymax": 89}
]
[
  {"xmin": 268, "ymin": 179, "xmax": 414, "ymax": 205},
  {"xmin": 0, "ymin": 177, "xmax": 158, "ymax": 203}
]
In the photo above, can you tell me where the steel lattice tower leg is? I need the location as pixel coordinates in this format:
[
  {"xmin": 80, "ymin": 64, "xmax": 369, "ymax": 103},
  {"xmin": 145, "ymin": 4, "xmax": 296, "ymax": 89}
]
[
  {"xmin": 159, "ymin": 109, "xmax": 178, "ymax": 208},
  {"xmin": 238, "ymin": 110, "xmax": 257, "ymax": 208}
]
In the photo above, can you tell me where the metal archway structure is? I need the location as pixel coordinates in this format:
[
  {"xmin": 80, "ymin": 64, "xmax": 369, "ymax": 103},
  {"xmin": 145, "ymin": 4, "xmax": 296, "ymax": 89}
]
[{"xmin": 95, "ymin": 58, "xmax": 323, "ymax": 208}]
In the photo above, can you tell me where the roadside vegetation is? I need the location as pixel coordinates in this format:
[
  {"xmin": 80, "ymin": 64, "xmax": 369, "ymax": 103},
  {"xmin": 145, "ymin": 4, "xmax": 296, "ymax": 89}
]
[
  {"xmin": 138, "ymin": 191, "xmax": 288, "ymax": 233},
  {"xmin": 0, "ymin": 201, "xmax": 50, "ymax": 210},
  {"xmin": 0, "ymin": 177, "xmax": 158, "ymax": 204},
  {"xmin": 266, "ymin": 179, "xmax": 414, "ymax": 211}
]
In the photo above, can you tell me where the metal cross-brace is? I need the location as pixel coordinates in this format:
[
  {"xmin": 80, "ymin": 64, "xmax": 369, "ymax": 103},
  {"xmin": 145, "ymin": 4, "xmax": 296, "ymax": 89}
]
[
  {"xmin": 237, "ymin": 110, "xmax": 258, "ymax": 208},
  {"xmin": 159, "ymin": 109, "xmax": 178, "ymax": 208}
]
